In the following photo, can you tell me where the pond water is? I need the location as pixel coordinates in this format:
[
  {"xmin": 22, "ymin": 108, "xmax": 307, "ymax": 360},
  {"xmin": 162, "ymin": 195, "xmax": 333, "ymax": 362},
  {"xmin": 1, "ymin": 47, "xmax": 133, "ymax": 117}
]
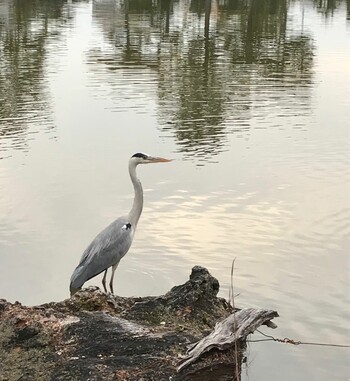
[{"xmin": 0, "ymin": 0, "xmax": 349, "ymax": 379}]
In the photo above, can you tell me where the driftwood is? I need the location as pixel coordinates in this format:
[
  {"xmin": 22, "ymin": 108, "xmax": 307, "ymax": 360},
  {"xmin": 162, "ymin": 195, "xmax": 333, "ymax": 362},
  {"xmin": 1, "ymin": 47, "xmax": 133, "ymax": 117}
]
[
  {"xmin": 0, "ymin": 266, "xmax": 278, "ymax": 381},
  {"xmin": 176, "ymin": 308, "xmax": 278, "ymax": 379}
]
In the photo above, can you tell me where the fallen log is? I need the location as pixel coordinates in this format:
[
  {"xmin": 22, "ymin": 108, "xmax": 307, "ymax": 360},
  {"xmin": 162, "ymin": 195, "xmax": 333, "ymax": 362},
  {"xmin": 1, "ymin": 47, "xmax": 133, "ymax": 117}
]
[{"xmin": 0, "ymin": 266, "xmax": 278, "ymax": 381}]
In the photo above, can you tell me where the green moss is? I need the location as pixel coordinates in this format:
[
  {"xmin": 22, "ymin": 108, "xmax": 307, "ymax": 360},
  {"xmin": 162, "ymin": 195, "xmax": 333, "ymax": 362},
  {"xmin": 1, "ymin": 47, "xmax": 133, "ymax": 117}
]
[
  {"xmin": 140, "ymin": 306, "xmax": 170, "ymax": 324},
  {"xmin": 0, "ymin": 322, "xmax": 54, "ymax": 381},
  {"xmin": 0, "ymin": 322, "xmax": 13, "ymax": 343}
]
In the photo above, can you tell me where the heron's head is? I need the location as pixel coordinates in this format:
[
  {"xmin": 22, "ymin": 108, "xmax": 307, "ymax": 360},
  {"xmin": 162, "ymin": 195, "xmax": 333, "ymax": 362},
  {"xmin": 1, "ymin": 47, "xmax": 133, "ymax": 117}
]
[{"xmin": 130, "ymin": 152, "xmax": 172, "ymax": 165}]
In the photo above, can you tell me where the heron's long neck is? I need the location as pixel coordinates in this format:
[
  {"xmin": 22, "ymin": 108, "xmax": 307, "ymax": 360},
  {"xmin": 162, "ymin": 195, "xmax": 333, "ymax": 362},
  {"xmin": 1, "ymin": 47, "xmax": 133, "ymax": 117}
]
[{"xmin": 128, "ymin": 162, "xmax": 143, "ymax": 227}]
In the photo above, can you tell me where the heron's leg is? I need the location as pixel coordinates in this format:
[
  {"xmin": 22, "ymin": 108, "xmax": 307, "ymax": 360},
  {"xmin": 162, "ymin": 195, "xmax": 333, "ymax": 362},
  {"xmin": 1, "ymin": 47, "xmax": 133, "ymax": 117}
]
[
  {"xmin": 102, "ymin": 269, "xmax": 108, "ymax": 293},
  {"xmin": 109, "ymin": 262, "xmax": 120, "ymax": 295}
]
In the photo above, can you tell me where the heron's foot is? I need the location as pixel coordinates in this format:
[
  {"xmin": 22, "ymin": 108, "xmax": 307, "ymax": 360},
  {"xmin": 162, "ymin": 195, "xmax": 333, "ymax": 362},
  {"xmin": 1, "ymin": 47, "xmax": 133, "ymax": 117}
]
[{"xmin": 106, "ymin": 295, "xmax": 120, "ymax": 310}]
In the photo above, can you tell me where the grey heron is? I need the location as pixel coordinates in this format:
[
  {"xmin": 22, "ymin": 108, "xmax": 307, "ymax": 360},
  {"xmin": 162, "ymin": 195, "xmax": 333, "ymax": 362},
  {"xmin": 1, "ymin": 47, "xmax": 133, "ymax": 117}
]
[{"xmin": 69, "ymin": 153, "xmax": 172, "ymax": 296}]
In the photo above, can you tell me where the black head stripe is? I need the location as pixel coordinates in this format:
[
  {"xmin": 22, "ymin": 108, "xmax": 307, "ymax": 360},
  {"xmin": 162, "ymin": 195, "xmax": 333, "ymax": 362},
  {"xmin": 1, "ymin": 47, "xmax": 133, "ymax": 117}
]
[{"xmin": 132, "ymin": 153, "xmax": 148, "ymax": 160}]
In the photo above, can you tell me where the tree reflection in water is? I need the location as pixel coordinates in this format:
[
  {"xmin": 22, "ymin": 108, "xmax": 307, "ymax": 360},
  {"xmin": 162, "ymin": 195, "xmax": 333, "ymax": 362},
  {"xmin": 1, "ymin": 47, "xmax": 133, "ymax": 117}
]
[
  {"xmin": 90, "ymin": 0, "xmax": 317, "ymax": 162},
  {"xmin": 1, "ymin": 0, "xmax": 347, "ymax": 160},
  {"xmin": 313, "ymin": 0, "xmax": 350, "ymax": 18},
  {"xmin": 0, "ymin": 0, "xmax": 67, "ymax": 153}
]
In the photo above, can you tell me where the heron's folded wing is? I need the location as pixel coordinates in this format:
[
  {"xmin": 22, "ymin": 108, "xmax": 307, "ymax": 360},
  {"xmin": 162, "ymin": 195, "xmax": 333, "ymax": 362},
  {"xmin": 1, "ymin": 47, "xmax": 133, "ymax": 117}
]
[{"xmin": 70, "ymin": 218, "xmax": 133, "ymax": 288}]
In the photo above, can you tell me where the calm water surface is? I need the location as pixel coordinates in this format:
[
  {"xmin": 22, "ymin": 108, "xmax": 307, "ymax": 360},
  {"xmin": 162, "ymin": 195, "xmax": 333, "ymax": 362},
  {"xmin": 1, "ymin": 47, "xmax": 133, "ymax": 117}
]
[{"xmin": 0, "ymin": 0, "xmax": 349, "ymax": 380}]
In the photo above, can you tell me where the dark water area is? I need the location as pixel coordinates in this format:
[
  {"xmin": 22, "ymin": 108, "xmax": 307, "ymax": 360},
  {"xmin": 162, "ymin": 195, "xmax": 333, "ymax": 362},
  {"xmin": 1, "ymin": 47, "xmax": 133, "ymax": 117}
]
[{"xmin": 0, "ymin": 1, "xmax": 349, "ymax": 380}]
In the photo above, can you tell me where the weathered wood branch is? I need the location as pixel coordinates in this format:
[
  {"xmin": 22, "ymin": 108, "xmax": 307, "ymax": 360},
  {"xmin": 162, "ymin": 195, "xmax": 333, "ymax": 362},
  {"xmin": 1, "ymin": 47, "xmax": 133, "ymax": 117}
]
[{"xmin": 177, "ymin": 308, "xmax": 279, "ymax": 373}]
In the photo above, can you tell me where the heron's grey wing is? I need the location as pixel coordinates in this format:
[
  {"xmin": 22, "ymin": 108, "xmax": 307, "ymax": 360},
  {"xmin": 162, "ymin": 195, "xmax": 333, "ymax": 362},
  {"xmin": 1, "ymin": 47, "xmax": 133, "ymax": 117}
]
[{"xmin": 70, "ymin": 217, "xmax": 134, "ymax": 290}]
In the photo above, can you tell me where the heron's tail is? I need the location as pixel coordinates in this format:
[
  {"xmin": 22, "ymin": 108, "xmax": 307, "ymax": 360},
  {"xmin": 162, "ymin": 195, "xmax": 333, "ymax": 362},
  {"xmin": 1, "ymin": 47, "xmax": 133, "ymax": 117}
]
[
  {"xmin": 69, "ymin": 284, "xmax": 81, "ymax": 296},
  {"xmin": 70, "ymin": 266, "xmax": 84, "ymax": 296}
]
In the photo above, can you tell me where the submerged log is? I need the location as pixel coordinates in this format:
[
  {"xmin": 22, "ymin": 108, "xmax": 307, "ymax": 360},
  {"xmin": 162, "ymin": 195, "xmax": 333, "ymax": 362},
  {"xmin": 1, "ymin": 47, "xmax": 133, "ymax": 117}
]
[{"xmin": 0, "ymin": 266, "xmax": 278, "ymax": 381}]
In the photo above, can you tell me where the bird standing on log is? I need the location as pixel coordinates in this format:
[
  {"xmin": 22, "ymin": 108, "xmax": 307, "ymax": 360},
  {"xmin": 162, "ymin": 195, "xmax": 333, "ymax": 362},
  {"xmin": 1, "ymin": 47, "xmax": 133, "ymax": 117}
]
[{"xmin": 70, "ymin": 153, "xmax": 172, "ymax": 296}]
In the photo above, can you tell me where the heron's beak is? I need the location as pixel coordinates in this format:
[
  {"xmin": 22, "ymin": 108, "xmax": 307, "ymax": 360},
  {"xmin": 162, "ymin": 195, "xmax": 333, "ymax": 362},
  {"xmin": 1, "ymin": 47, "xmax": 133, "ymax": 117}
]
[{"xmin": 149, "ymin": 157, "xmax": 172, "ymax": 163}]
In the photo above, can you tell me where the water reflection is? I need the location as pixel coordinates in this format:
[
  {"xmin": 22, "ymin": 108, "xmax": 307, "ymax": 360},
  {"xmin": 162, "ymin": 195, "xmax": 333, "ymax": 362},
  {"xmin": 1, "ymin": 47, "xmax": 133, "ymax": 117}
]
[
  {"xmin": 89, "ymin": 0, "xmax": 315, "ymax": 162},
  {"xmin": 314, "ymin": 0, "xmax": 350, "ymax": 19},
  {"xmin": 0, "ymin": 0, "xmax": 348, "ymax": 159},
  {"xmin": 0, "ymin": 0, "xmax": 67, "ymax": 155}
]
